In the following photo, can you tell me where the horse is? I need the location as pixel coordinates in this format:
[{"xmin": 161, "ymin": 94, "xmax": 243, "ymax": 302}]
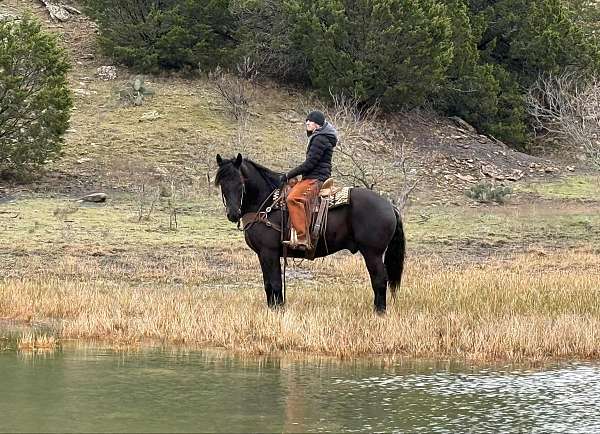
[{"xmin": 214, "ymin": 153, "xmax": 405, "ymax": 313}]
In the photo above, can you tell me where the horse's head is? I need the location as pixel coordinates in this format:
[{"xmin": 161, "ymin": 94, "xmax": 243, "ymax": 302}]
[{"xmin": 215, "ymin": 153, "xmax": 245, "ymax": 223}]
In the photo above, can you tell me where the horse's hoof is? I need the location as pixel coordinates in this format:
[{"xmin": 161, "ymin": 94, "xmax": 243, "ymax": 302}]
[{"xmin": 374, "ymin": 307, "xmax": 386, "ymax": 316}]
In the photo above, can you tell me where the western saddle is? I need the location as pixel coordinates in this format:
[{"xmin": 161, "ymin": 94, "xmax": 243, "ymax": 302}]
[
  {"xmin": 283, "ymin": 178, "xmax": 344, "ymax": 258},
  {"xmin": 240, "ymin": 178, "xmax": 349, "ymax": 260}
]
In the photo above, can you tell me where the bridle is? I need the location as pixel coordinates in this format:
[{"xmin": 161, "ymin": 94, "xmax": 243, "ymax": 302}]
[
  {"xmin": 219, "ymin": 164, "xmax": 283, "ymax": 232},
  {"xmin": 221, "ymin": 177, "xmax": 246, "ymax": 219}
]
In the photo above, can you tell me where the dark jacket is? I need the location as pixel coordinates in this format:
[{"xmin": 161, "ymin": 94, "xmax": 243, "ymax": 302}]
[{"xmin": 287, "ymin": 122, "xmax": 338, "ymax": 182}]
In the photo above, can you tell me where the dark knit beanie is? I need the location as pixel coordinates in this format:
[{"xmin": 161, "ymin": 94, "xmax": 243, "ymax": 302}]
[{"xmin": 306, "ymin": 110, "xmax": 325, "ymax": 126}]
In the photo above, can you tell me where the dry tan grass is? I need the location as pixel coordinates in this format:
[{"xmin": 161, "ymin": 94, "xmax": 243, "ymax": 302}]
[
  {"xmin": 1, "ymin": 248, "xmax": 598, "ymax": 361},
  {"xmin": 17, "ymin": 333, "xmax": 58, "ymax": 352}
]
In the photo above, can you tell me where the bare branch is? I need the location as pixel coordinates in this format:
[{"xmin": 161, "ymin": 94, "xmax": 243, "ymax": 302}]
[
  {"xmin": 526, "ymin": 72, "xmax": 600, "ymax": 167},
  {"xmin": 208, "ymin": 59, "xmax": 257, "ymax": 121},
  {"xmin": 325, "ymin": 93, "xmax": 422, "ymax": 210}
]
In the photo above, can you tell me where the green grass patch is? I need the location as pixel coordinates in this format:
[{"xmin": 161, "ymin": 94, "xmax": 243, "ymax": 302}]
[
  {"xmin": 0, "ymin": 195, "xmax": 244, "ymax": 254},
  {"xmin": 59, "ymin": 75, "xmax": 304, "ymax": 179},
  {"xmin": 3, "ymin": 192, "xmax": 599, "ymax": 260},
  {"xmin": 405, "ymin": 202, "xmax": 600, "ymax": 250},
  {"xmin": 516, "ymin": 175, "xmax": 600, "ymax": 200}
]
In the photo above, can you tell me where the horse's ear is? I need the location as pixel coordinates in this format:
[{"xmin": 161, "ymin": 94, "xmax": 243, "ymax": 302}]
[
  {"xmin": 234, "ymin": 153, "xmax": 243, "ymax": 168},
  {"xmin": 216, "ymin": 154, "xmax": 223, "ymax": 166}
]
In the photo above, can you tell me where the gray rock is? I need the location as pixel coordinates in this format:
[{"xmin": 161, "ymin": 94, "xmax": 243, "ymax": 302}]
[
  {"xmin": 80, "ymin": 193, "xmax": 107, "ymax": 203},
  {"xmin": 140, "ymin": 111, "xmax": 161, "ymax": 122},
  {"xmin": 0, "ymin": 9, "xmax": 18, "ymax": 22},
  {"xmin": 96, "ymin": 66, "xmax": 117, "ymax": 80}
]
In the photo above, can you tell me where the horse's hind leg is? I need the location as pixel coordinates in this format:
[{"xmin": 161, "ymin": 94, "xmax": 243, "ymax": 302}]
[
  {"xmin": 258, "ymin": 250, "xmax": 284, "ymax": 308},
  {"xmin": 361, "ymin": 249, "xmax": 387, "ymax": 314}
]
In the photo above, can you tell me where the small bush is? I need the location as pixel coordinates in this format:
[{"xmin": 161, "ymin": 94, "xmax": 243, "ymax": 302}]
[
  {"xmin": 0, "ymin": 15, "xmax": 72, "ymax": 176},
  {"xmin": 466, "ymin": 182, "xmax": 512, "ymax": 204}
]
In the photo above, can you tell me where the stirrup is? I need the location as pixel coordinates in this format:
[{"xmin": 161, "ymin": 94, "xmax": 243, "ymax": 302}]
[
  {"xmin": 283, "ymin": 240, "xmax": 308, "ymax": 251},
  {"xmin": 283, "ymin": 228, "xmax": 308, "ymax": 250}
]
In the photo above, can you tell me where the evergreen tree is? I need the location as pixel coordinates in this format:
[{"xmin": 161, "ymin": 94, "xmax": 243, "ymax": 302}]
[
  {"xmin": 0, "ymin": 15, "xmax": 72, "ymax": 176},
  {"xmin": 476, "ymin": 0, "xmax": 599, "ymax": 84},
  {"xmin": 286, "ymin": 0, "xmax": 454, "ymax": 108},
  {"xmin": 83, "ymin": 0, "xmax": 235, "ymax": 72},
  {"xmin": 231, "ymin": 0, "xmax": 307, "ymax": 82},
  {"xmin": 439, "ymin": 0, "xmax": 599, "ymax": 147}
]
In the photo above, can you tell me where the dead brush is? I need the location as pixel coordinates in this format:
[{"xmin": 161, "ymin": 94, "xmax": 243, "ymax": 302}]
[
  {"xmin": 136, "ymin": 184, "xmax": 159, "ymax": 222},
  {"xmin": 208, "ymin": 60, "xmax": 257, "ymax": 121},
  {"xmin": 53, "ymin": 202, "xmax": 79, "ymax": 220}
]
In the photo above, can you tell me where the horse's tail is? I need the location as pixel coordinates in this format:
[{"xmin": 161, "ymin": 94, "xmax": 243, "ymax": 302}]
[{"xmin": 385, "ymin": 207, "xmax": 405, "ymax": 297}]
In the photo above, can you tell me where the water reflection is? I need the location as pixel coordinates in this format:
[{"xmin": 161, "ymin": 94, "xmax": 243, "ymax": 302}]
[
  {"xmin": 0, "ymin": 341, "xmax": 598, "ymax": 433},
  {"xmin": 332, "ymin": 364, "xmax": 600, "ymax": 432}
]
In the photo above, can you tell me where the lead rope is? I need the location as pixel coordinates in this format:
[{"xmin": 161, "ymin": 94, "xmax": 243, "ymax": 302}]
[
  {"xmin": 281, "ymin": 196, "xmax": 287, "ymax": 304},
  {"xmin": 282, "ymin": 245, "xmax": 287, "ymax": 304}
]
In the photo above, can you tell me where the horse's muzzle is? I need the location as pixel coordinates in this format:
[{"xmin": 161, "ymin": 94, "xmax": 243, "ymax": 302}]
[{"xmin": 227, "ymin": 209, "xmax": 241, "ymax": 223}]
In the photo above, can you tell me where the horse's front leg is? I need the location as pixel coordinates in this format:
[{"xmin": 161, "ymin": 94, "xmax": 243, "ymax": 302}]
[{"xmin": 258, "ymin": 249, "xmax": 284, "ymax": 308}]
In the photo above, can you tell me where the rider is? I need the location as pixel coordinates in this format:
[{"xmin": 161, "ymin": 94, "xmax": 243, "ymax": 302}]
[{"xmin": 280, "ymin": 110, "xmax": 338, "ymax": 249}]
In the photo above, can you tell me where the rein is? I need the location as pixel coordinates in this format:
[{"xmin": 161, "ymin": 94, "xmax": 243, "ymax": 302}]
[{"xmin": 240, "ymin": 189, "xmax": 282, "ymax": 232}]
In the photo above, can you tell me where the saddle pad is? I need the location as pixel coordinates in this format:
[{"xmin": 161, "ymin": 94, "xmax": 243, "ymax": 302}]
[{"xmin": 328, "ymin": 187, "xmax": 351, "ymax": 209}]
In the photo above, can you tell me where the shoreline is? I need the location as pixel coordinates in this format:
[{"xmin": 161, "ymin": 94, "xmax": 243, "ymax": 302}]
[{"xmin": 2, "ymin": 325, "xmax": 599, "ymax": 368}]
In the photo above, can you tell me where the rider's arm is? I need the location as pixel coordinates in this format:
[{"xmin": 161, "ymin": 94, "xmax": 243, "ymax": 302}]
[{"xmin": 287, "ymin": 137, "xmax": 328, "ymax": 179}]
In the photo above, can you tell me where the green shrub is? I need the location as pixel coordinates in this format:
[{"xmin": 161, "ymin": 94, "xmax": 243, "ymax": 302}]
[
  {"xmin": 437, "ymin": 0, "xmax": 600, "ymax": 148},
  {"xmin": 476, "ymin": 0, "xmax": 599, "ymax": 85},
  {"xmin": 466, "ymin": 182, "xmax": 512, "ymax": 204},
  {"xmin": 231, "ymin": 0, "xmax": 308, "ymax": 82},
  {"xmin": 285, "ymin": 0, "xmax": 454, "ymax": 108},
  {"xmin": 565, "ymin": 0, "xmax": 600, "ymax": 41},
  {"xmin": 0, "ymin": 15, "xmax": 72, "ymax": 176},
  {"xmin": 82, "ymin": 0, "xmax": 235, "ymax": 73},
  {"xmin": 435, "ymin": 3, "xmax": 529, "ymax": 148}
]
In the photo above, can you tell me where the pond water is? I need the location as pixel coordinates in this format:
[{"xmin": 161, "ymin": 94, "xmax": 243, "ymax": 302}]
[{"xmin": 0, "ymin": 336, "xmax": 599, "ymax": 432}]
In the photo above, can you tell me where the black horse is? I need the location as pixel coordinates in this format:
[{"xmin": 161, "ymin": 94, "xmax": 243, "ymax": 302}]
[{"xmin": 215, "ymin": 153, "xmax": 405, "ymax": 313}]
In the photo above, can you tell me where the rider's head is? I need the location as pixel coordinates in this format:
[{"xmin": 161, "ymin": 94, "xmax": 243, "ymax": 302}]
[{"xmin": 306, "ymin": 110, "xmax": 325, "ymax": 133}]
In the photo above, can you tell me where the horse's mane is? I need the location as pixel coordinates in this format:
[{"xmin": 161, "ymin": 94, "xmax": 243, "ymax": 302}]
[
  {"xmin": 245, "ymin": 159, "xmax": 282, "ymax": 190},
  {"xmin": 214, "ymin": 158, "xmax": 239, "ymax": 186},
  {"xmin": 215, "ymin": 157, "xmax": 282, "ymax": 190}
]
